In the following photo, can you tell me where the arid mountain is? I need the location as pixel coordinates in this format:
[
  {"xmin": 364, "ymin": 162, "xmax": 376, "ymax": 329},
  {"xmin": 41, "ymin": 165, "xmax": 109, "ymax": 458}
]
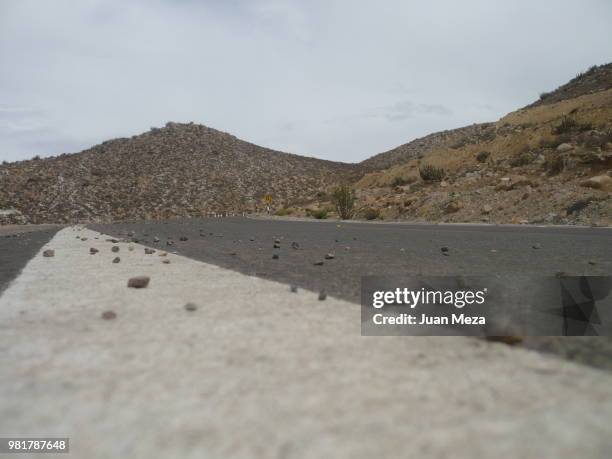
[
  {"xmin": 290, "ymin": 64, "xmax": 612, "ymax": 226},
  {"xmin": 1, "ymin": 64, "xmax": 611, "ymax": 226},
  {"xmin": 0, "ymin": 122, "xmax": 357, "ymax": 223},
  {"xmin": 358, "ymin": 122, "xmax": 496, "ymax": 172}
]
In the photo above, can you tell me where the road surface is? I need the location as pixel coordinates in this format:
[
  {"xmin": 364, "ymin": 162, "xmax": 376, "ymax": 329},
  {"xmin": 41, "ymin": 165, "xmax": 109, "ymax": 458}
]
[{"xmin": 1, "ymin": 218, "xmax": 611, "ymax": 458}]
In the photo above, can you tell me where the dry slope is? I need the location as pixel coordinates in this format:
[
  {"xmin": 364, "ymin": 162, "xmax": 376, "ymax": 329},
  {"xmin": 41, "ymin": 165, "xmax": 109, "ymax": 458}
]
[{"xmin": 0, "ymin": 122, "xmax": 357, "ymax": 223}]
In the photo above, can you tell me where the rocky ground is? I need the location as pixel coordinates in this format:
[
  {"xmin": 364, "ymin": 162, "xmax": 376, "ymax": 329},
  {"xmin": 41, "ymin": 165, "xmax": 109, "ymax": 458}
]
[{"xmin": 0, "ymin": 122, "xmax": 357, "ymax": 224}]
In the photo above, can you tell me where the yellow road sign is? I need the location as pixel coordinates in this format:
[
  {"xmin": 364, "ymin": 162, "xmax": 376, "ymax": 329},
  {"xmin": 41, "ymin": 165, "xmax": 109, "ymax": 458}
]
[{"xmin": 263, "ymin": 194, "xmax": 273, "ymax": 203}]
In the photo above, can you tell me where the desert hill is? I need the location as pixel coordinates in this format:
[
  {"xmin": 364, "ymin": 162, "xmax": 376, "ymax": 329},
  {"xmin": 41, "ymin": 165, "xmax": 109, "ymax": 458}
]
[
  {"xmin": 0, "ymin": 122, "xmax": 358, "ymax": 223},
  {"xmin": 291, "ymin": 63, "xmax": 611, "ymax": 226},
  {"xmin": 1, "ymin": 64, "xmax": 611, "ymax": 226}
]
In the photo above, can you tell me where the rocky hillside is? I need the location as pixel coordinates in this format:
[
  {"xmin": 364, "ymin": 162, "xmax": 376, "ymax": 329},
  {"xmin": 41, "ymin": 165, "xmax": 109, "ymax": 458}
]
[
  {"xmin": 0, "ymin": 122, "xmax": 357, "ymax": 223},
  {"xmin": 359, "ymin": 122, "xmax": 495, "ymax": 172},
  {"xmin": 290, "ymin": 64, "xmax": 611, "ymax": 226}
]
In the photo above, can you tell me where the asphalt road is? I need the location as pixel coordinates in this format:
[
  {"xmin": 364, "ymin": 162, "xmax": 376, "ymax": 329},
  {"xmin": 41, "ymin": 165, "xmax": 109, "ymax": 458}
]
[
  {"xmin": 90, "ymin": 217, "xmax": 612, "ymax": 303},
  {"xmin": 89, "ymin": 216, "xmax": 612, "ymax": 369},
  {"xmin": 0, "ymin": 225, "xmax": 62, "ymax": 294}
]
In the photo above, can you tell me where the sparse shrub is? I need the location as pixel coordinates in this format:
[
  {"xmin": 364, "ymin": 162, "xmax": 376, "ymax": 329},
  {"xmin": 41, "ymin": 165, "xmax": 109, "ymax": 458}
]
[
  {"xmin": 476, "ymin": 151, "xmax": 490, "ymax": 163},
  {"xmin": 391, "ymin": 176, "xmax": 412, "ymax": 187},
  {"xmin": 539, "ymin": 91, "xmax": 552, "ymax": 101},
  {"xmin": 331, "ymin": 184, "xmax": 356, "ymax": 220},
  {"xmin": 553, "ymin": 116, "xmax": 592, "ymax": 135},
  {"xmin": 419, "ymin": 164, "xmax": 445, "ymax": 182},
  {"xmin": 362, "ymin": 207, "xmax": 380, "ymax": 220},
  {"xmin": 509, "ymin": 152, "xmax": 533, "ymax": 167},
  {"xmin": 450, "ymin": 138, "xmax": 468, "ymax": 149},
  {"xmin": 544, "ymin": 154, "xmax": 565, "ymax": 175},
  {"xmin": 32, "ymin": 155, "xmax": 40, "ymax": 161},
  {"xmin": 274, "ymin": 207, "xmax": 291, "ymax": 216},
  {"xmin": 311, "ymin": 208, "xmax": 328, "ymax": 219}
]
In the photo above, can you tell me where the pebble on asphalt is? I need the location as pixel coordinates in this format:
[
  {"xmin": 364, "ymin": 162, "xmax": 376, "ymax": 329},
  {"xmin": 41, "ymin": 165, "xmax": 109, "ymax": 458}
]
[
  {"xmin": 325, "ymin": 253, "xmax": 335, "ymax": 259},
  {"xmin": 291, "ymin": 242, "xmax": 300, "ymax": 250},
  {"xmin": 90, "ymin": 248, "xmax": 99, "ymax": 255},
  {"xmin": 314, "ymin": 260, "xmax": 324, "ymax": 266},
  {"xmin": 272, "ymin": 254, "xmax": 279, "ymax": 259},
  {"xmin": 127, "ymin": 276, "xmax": 150, "ymax": 288},
  {"xmin": 111, "ymin": 246, "xmax": 120, "ymax": 253},
  {"xmin": 532, "ymin": 243, "xmax": 542, "ymax": 250},
  {"xmin": 441, "ymin": 246, "xmax": 449, "ymax": 253},
  {"xmin": 153, "ymin": 237, "xmax": 160, "ymax": 243},
  {"xmin": 184, "ymin": 302, "xmax": 198, "ymax": 312},
  {"xmin": 273, "ymin": 243, "xmax": 281, "ymax": 249},
  {"xmin": 144, "ymin": 248, "xmax": 156, "ymax": 254},
  {"xmin": 112, "ymin": 257, "xmax": 121, "ymax": 264},
  {"xmin": 179, "ymin": 236, "xmax": 188, "ymax": 241},
  {"xmin": 318, "ymin": 290, "xmax": 327, "ymax": 301},
  {"xmin": 101, "ymin": 310, "xmax": 117, "ymax": 320},
  {"xmin": 43, "ymin": 249, "xmax": 55, "ymax": 258}
]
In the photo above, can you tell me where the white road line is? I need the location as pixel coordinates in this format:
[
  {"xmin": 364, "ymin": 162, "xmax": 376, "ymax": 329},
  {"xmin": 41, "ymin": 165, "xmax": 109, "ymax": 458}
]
[{"xmin": 1, "ymin": 226, "xmax": 612, "ymax": 458}]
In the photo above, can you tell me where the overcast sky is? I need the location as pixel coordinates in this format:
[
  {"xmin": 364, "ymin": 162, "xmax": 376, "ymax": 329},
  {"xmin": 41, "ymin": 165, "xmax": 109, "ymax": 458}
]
[{"xmin": 1, "ymin": 0, "xmax": 611, "ymax": 163}]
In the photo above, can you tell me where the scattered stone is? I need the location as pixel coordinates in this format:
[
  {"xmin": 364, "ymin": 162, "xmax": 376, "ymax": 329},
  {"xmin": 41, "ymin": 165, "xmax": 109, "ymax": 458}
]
[
  {"xmin": 106, "ymin": 238, "xmax": 119, "ymax": 243},
  {"xmin": 111, "ymin": 246, "xmax": 120, "ymax": 253},
  {"xmin": 274, "ymin": 238, "xmax": 281, "ymax": 244},
  {"xmin": 588, "ymin": 260, "xmax": 597, "ymax": 265},
  {"xmin": 273, "ymin": 243, "xmax": 281, "ymax": 249},
  {"xmin": 42, "ymin": 249, "xmax": 55, "ymax": 258},
  {"xmin": 144, "ymin": 248, "xmax": 156, "ymax": 254},
  {"xmin": 556, "ymin": 143, "xmax": 573, "ymax": 152},
  {"xmin": 162, "ymin": 259, "xmax": 171, "ymax": 264},
  {"xmin": 127, "ymin": 276, "xmax": 150, "ymax": 288},
  {"xmin": 112, "ymin": 257, "xmax": 121, "ymax": 263},
  {"xmin": 482, "ymin": 204, "xmax": 493, "ymax": 214},
  {"xmin": 249, "ymin": 237, "xmax": 255, "ymax": 241},
  {"xmin": 166, "ymin": 240, "xmax": 175, "ymax": 246},
  {"xmin": 90, "ymin": 248, "xmax": 99, "ymax": 255},
  {"xmin": 314, "ymin": 260, "xmax": 324, "ymax": 266},
  {"xmin": 153, "ymin": 237, "xmax": 160, "ymax": 243},
  {"xmin": 324, "ymin": 253, "xmax": 335, "ymax": 260},
  {"xmin": 318, "ymin": 290, "xmax": 327, "ymax": 301},
  {"xmin": 101, "ymin": 310, "xmax": 117, "ymax": 320},
  {"xmin": 445, "ymin": 200, "xmax": 462, "ymax": 213},
  {"xmin": 532, "ymin": 243, "xmax": 542, "ymax": 249},
  {"xmin": 441, "ymin": 247, "xmax": 449, "ymax": 253},
  {"xmin": 291, "ymin": 241, "xmax": 300, "ymax": 250},
  {"xmin": 580, "ymin": 175, "xmax": 612, "ymax": 191},
  {"xmin": 179, "ymin": 236, "xmax": 188, "ymax": 241},
  {"xmin": 272, "ymin": 254, "xmax": 279, "ymax": 259},
  {"xmin": 81, "ymin": 237, "xmax": 88, "ymax": 241},
  {"xmin": 159, "ymin": 252, "xmax": 168, "ymax": 257},
  {"xmin": 184, "ymin": 302, "xmax": 198, "ymax": 312},
  {"xmin": 290, "ymin": 285, "xmax": 298, "ymax": 293},
  {"xmin": 127, "ymin": 231, "xmax": 134, "ymax": 237}
]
